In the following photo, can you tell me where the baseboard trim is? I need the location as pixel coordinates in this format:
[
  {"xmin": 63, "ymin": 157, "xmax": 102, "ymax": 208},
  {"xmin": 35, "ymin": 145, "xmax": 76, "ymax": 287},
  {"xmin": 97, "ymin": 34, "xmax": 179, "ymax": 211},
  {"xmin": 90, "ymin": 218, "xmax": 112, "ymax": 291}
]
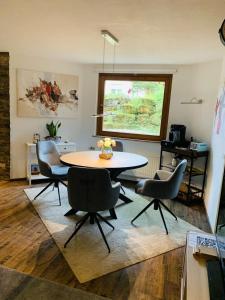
[{"xmin": 10, "ymin": 178, "xmax": 27, "ymax": 181}]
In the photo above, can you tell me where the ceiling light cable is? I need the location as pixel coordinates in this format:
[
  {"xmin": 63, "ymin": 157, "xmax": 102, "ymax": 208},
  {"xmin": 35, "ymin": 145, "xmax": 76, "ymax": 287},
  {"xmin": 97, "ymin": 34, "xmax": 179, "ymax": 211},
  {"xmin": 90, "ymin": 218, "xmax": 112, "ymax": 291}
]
[
  {"xmin": 113, "ymin": 44, "xmax": 116, "ymax": 73},
  {"xmin": 102, "ymin": 37, "xmax": 106, "ymax": 73}
]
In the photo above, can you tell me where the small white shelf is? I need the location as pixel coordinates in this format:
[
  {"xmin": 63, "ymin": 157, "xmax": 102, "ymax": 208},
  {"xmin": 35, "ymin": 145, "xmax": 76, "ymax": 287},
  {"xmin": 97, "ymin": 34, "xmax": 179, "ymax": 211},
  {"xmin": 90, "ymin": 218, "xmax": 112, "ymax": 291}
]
[{"xmin": 28, "ymin": 174, "xmax": 47, "ymax": 180}]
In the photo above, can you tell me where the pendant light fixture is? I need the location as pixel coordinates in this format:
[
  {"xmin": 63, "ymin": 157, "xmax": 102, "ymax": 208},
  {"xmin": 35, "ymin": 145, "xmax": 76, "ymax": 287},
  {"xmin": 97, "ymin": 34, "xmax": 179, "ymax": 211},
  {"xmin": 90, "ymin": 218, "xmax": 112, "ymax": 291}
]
[{"xmin": 101, "ymin": 30, "xmax": 119, "ymax": 45}]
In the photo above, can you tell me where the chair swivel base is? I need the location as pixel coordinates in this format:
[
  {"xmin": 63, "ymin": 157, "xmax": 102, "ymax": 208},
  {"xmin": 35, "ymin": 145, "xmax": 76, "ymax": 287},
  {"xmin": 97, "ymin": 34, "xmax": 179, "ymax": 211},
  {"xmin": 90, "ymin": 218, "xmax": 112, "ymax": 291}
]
[
  {"xmin": 33, "ymin": 179, "xmax": 67, "ymax": 206},
  {"xmin": 131, "ymin": 198, "xmax": 178, "ymax": 234},
  {"xmin": 64, "ymin": 212, "xmax": 114, "ymax": 253}
]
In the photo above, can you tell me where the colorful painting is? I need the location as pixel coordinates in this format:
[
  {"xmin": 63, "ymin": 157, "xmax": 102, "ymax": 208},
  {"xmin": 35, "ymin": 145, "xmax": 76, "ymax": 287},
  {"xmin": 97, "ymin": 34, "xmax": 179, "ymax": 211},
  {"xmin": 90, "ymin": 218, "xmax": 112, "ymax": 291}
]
[
  {"xmin": 215, "ymin": 87, "xmax": 225, "ymax": 135},
  {"xmin": 17, "ymin": 69, "xmax": 79, "ymax": 118}
]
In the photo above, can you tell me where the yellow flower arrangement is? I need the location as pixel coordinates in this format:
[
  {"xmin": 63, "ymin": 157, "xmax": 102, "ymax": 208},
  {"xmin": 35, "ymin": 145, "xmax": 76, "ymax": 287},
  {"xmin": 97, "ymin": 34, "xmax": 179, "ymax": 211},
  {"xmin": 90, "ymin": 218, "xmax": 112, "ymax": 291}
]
[
  {"xmin": 97, "ymin": 137, "xmax": 116, "ymax": 159},
  {"xmin": 97, "ymin": 137, "xmax": 116, "ymax": 149}
]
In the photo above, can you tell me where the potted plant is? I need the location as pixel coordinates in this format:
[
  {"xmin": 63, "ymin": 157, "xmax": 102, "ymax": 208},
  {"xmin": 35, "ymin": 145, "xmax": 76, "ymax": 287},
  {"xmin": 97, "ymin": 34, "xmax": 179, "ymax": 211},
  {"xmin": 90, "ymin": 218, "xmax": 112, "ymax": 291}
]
[{"xmin": 45, "ymin": 121, "xmax": 61, "ymax": 142}]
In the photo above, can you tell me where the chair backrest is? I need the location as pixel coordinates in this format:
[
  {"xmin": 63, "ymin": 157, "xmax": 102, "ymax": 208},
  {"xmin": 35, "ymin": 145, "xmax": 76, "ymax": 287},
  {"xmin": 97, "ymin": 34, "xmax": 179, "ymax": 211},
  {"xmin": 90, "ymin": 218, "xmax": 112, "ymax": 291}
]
[
  {"xmin": 114, "ymin": 140, "xmax": 123, "ymax": 152},
  {"xmin": 141, "ymin": 159, "xmax": 187, "ymax": 199},
  {"xmin": 67, "ymin": 167, "xmax": 119, "ymax": 212},
  {"xmin": 165, "ymin": 159, "xmax": 187, "ymax": 199},
  {"xmin": 36, "ymin": 141, "xmax": 61, "ymax": 177}
]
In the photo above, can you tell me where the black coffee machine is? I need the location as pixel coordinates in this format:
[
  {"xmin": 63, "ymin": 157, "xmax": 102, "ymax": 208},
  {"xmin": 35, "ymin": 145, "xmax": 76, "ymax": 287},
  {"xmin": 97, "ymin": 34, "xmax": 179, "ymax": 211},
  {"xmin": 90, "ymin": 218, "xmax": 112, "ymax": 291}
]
[{"xmin": 168, "ymin": 124, "xmax": 186, "ymax": 146}]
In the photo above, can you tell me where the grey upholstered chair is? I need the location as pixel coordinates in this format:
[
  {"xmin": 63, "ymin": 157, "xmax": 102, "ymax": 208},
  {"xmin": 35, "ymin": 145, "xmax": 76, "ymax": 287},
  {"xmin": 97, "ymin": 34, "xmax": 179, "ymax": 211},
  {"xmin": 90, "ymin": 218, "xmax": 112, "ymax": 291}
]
[
  {"xmin": 64, "ymin": 166, "xmax": 121, "ymax": 253},
  {"xmin": 114, "ymin": 140, "xmax": 123, "ymax": 152},
  {"xmin": 34, "ymin": 141, "xmax": 69, "ymax": 205},
  {"xmin": 131, "ymin": 159, "xmax": 187, "ymax": 234},
  {"xmin": 113, "ymin": 140, "xmax": 126, "ymax": 194}
]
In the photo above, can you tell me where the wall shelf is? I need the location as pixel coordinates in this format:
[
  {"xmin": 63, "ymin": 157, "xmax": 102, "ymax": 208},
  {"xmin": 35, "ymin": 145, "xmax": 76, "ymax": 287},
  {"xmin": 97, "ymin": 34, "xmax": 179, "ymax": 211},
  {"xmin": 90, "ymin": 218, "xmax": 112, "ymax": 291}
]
[{"xmin": 180, "ymin": 98, "xmax": 203, "ymax": 104}]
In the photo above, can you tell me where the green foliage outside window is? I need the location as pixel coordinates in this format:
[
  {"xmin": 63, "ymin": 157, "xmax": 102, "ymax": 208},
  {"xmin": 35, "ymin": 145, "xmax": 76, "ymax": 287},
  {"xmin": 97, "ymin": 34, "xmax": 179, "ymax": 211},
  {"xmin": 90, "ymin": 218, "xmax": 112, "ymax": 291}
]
[{"xmin": 102, "ymin": 80, "xmax": 165, "ymax": 136}]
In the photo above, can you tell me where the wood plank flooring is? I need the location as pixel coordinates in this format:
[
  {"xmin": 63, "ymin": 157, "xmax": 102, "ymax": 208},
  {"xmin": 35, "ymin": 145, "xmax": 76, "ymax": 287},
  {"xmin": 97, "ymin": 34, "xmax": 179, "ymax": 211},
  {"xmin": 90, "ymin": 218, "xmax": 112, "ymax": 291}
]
[{"xmin": 0, "ymin": 180, "xmax": 210, "ymax": 300}]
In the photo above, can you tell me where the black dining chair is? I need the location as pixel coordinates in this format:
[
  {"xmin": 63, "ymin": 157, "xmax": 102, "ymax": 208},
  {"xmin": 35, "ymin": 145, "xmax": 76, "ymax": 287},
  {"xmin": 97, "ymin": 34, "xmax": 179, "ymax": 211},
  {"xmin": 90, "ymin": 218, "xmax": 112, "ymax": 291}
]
[
  {"xmin": 131, "ymin": 160, "xmax": 187, "ymax": 234},
  {"xmin": 64, "ymin": 166, "xmax": 121, "ymax": 253},
  {"xmin": 34, "ymin": 141, "xmax": 69, "ymax": 205},
  {"xmin": 114, "ymin": 140, "xmax": 123, "ymax": 152}
]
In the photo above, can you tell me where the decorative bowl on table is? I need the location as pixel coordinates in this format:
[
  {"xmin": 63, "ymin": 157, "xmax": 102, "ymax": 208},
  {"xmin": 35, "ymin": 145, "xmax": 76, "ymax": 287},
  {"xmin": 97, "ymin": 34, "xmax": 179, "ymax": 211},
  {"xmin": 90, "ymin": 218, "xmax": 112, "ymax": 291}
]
[{"xmin": 97, "ymin": 138, "xmax": 116, "ymax": 160}]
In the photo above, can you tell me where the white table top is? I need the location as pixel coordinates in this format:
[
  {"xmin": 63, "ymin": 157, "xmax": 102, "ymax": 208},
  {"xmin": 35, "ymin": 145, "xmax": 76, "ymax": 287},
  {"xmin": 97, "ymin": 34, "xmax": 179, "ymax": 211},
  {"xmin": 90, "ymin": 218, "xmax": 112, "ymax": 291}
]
[{"xmin": 60, "ymin": 151, "xmax": 148, "ymax": 170}]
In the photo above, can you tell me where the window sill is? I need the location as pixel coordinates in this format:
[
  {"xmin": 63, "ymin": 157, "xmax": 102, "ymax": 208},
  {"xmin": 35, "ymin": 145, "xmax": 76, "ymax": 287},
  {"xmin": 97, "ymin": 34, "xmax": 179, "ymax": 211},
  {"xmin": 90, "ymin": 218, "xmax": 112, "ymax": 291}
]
[{"xmin": 92, "ymin": 135, "xmax": 161, "ymax": 143}]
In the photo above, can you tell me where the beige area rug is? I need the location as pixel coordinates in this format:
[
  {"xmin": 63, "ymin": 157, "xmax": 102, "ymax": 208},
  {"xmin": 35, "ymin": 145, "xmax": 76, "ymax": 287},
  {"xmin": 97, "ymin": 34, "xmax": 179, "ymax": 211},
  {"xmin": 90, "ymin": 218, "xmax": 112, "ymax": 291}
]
[{"xmin": 24, "ymin": 185, "xmax": 199, "ymax": 283}]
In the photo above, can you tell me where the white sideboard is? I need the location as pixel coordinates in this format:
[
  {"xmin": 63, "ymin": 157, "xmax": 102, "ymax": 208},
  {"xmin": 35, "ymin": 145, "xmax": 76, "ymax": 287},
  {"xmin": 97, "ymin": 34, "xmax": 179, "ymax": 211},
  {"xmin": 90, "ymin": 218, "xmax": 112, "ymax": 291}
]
[
  {"xmin": 181, "ymin": 231, "xmax": 215, "ymax": 300},
  {"xmin": 26, "ymin": 142, "xmax": 76, "ymax": 185}
]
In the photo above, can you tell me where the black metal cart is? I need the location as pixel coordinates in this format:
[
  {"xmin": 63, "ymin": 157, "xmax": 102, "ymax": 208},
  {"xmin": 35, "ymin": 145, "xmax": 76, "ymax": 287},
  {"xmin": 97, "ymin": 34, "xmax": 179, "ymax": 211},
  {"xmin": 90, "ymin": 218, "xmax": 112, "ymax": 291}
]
[{"xmin": 159, "ymin": 145, "xmax": 209, "ymax": 204}]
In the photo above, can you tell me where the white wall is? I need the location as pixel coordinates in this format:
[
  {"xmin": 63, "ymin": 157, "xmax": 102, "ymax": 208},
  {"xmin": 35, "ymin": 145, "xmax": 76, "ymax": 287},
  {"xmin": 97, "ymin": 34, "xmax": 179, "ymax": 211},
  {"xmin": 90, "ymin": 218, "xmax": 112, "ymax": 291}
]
[
  {"xmin": 10, "ymin": 57, "xmax": 222, "ymax": 180},
  {"xmin": 169, "ymin": 60, "xmax": 222, "ymax": 142},
  {"xmin": 205, "ymin": 55, "xmax": 225, "ymax": 232},
  {"xmin": 10, "ymin": 53, "xmax": 84, "ymax": 179},
  {"xmin": 78, "ymin": 61, "xmax": 222, "ymax": 154}
]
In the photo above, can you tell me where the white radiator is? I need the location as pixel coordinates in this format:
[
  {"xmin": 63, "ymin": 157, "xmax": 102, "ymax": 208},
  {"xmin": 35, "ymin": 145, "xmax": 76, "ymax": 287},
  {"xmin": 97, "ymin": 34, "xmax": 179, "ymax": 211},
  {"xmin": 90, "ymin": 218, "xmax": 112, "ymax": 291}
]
[{"xmin": 121, "ymin": 152, "xmax": 161, "ymax": 180}]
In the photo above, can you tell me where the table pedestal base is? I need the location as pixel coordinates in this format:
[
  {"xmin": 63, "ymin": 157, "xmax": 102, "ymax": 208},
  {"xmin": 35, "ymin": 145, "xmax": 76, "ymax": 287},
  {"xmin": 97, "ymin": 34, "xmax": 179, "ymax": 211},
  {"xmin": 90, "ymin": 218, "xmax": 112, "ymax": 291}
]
[{"xmin": 109, "ymin": 208, "xmax": 117, "ymax": 219}]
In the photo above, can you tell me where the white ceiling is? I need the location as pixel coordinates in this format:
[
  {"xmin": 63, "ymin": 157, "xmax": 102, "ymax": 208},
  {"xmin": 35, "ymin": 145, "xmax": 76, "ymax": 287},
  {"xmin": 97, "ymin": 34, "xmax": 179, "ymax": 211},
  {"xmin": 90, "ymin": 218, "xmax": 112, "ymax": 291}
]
[{"xmin": 0, "ymin": 0, "xmax": 224, "ymax": 64}]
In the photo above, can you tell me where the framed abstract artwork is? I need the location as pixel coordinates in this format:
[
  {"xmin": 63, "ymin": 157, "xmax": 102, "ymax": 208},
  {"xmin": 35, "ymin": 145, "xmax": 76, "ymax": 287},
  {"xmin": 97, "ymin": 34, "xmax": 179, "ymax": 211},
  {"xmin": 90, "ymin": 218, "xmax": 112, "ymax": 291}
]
[{"xmin": 17, "ymin": 69, "xmax": 79, "ymax": 118}]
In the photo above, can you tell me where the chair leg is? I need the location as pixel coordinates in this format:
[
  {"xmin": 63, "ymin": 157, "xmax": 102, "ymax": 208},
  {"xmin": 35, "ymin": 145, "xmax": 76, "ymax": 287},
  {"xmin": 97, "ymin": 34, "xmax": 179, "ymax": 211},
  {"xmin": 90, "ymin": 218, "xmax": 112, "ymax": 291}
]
[
  {"xmin": 219, "ymin": 223, "xmax": 225, "ymax": 230},
  {"xmin": 159, "ymin": 200, "xmax": 177, "ymax": 221},
  {"xmin": 90, "ymin": 213, "xmax": 95, "ymax": 224},
  {"xmin": 95, "ymin": 215, "xmax": 111, "ymax": 253},
  {"xmin": 131, "ymin": 199, "xmax": 155, "ymax": 224},
  {"xmin": 158, "ymin": 204, "xmax": 168, "ymax": 234},
  {"xmin": 121, "ymin": 185, "xmax": 126, "ymax": 195},
  {"xmin": 114, "ymin": 178, "xmax": 125, "ymax": 194},
  {"xmin": 96, "ymin": 213, "xmax": 114, "ymax": 230},
  {"xmin": 64, "ymin": 213, "xmax": 89, "ymax": 248},
  {"xmin": 64, "ymin": 208, "xmax": 78, "ymax": 217},
  {"xmin": 59, "ymin": 179, "xmax": 67, "ymax": 187},
  {"xmin": 75, "ymin": 213, "xmax": 88, "ymax": 227},
  {"xmin": 34, "ymin": 181, "xmax": 53, "ymax": 200},
  {"xmin": 55, "ymin": 181, "xmax": 61, "ymax": 206},
  {"xmin": 109, "ymin": 208, "xmax": 117, "ymax": 219}
]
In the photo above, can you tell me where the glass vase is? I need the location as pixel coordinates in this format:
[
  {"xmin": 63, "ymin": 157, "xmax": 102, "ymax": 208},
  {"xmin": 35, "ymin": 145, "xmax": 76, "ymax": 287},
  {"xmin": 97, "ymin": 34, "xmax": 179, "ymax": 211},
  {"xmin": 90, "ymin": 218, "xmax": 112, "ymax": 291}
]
[{"xmin": 99, "ymin": 146, "xmax": 113, "ymax": 160}]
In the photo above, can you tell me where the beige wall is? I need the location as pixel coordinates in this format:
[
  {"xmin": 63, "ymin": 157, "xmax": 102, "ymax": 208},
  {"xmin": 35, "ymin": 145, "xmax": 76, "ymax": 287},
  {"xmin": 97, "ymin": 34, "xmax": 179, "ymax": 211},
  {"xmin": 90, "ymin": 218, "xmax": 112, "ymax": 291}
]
[
  {"xmin": 10, "ymin": 56, "xmax": 222, "ymax": 182},
  {"xmin": 78, "ymin": 61, "xmax": 222, "ymax": 151},
  {"xmin": 10, "ymin": 53, "xmax": 84, "ymax": 179},
  {"xmin": 205, "ymin": 55, "xmax": 225, "ymax": 232}
]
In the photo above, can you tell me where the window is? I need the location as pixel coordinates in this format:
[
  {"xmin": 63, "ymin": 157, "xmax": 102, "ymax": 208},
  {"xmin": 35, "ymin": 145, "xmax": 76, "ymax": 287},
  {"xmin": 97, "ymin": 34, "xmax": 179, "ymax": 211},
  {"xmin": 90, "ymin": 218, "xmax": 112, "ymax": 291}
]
[{"xmin": 96, "ymin": 73, "xmax": 172, "ymax": 141}]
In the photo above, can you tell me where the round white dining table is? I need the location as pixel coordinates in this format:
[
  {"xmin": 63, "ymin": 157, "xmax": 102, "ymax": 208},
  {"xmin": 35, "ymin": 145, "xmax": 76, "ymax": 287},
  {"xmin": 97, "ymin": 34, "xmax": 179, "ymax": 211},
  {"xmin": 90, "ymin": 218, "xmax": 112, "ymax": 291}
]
[
  {"xmin": 60, "ymin": 150, "xmax": 148, "ymax": 218},
  {"xmin": 60, "ymin": 150, "xmax": 148, "ymax": 170}
]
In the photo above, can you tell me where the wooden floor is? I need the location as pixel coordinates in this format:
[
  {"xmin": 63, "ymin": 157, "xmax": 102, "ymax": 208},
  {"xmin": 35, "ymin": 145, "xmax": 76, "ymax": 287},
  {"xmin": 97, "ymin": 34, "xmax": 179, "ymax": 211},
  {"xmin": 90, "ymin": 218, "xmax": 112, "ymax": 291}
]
[{"xmin": 0, "ymin": 180, "xmax": 210, "ymax": 300}]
